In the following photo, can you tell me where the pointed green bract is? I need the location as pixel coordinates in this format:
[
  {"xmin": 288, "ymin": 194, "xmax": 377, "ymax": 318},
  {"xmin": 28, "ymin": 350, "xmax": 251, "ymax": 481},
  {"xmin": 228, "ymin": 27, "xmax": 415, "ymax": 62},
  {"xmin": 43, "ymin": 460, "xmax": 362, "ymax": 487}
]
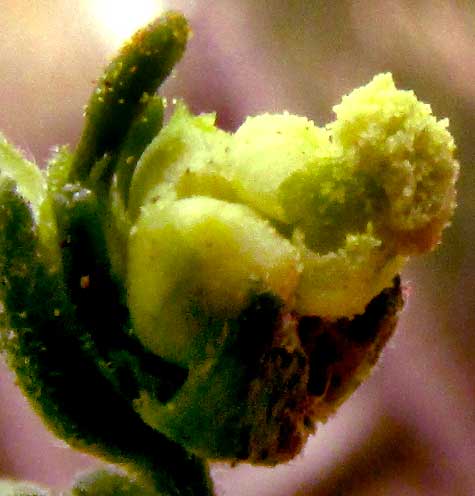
[
  {"xmin": 0, "ymin": 135, "xmax": 43, "ymax": 208},
  {"xmin": 0, "ymin": 134, "xmax": 59, "ymax": 265},
  {"xmin": 128, "ymin": 102, "xmax": 233, "ymax": 220}
]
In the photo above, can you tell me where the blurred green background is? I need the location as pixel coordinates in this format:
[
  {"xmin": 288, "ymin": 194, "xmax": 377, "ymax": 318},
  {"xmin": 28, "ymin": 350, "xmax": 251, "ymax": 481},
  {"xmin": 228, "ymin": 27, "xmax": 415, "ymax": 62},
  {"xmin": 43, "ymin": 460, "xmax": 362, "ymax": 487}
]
[{"xmin": 0, "ymin": 1, "xmax": 473, "ymax": 494}]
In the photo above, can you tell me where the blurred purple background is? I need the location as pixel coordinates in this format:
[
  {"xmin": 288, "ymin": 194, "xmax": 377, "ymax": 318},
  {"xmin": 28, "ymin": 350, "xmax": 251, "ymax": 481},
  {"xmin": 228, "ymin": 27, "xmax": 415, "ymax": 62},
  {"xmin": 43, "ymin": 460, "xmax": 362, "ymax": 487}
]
[{"xmin": 0, "ymin": 1, "xmax": 474, "ymax": 494}]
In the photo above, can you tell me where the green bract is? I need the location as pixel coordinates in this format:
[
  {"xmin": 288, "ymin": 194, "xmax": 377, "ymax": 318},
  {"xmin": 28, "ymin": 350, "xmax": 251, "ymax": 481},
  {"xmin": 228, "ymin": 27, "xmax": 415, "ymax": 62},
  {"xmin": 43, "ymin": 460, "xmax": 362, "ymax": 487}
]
[{"xmin": 0, "ymin": 11, "xmax": 458, "ymax": 496}]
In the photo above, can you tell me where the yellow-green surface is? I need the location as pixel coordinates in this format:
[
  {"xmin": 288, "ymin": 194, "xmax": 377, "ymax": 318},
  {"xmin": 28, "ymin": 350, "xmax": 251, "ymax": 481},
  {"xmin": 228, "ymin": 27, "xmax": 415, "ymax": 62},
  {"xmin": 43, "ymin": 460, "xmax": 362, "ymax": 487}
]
[
  {"xmin": 128, "ymin": 73, "xmax": 458, "ymax": 354},
  {"xmin": 0, "ymin": 480, "xmax": 50, "ymax": 496}
]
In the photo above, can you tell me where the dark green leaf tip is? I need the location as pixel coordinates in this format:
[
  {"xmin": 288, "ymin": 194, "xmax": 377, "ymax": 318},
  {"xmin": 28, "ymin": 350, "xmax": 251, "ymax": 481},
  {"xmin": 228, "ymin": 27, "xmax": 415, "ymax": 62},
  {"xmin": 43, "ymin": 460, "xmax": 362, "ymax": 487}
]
[{"xmin": 71, "ymin": 11, "xmax": 189, "ymax": 184}]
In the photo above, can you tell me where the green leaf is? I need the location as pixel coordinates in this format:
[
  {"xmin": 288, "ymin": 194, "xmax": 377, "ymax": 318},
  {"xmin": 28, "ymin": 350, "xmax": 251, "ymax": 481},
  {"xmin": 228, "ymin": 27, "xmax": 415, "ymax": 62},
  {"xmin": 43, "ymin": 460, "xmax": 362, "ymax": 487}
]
[
  {"xmin": 0, "ymin": 178, "xmax": 213, "ymax": 496},
  {"xmin": 0, "ymin": 134, "xmax": 59, "ymax": 265},
  {"xmin": 0, "ymin": 134, "xmax": 44, "ymax": 209},
  {"xmin": 71, "ymin": 12, "xmax": 189, "ymax": 184},
  {"xmin": 108, "ymin": 95, "xmax": 165, "ymax": 279}
]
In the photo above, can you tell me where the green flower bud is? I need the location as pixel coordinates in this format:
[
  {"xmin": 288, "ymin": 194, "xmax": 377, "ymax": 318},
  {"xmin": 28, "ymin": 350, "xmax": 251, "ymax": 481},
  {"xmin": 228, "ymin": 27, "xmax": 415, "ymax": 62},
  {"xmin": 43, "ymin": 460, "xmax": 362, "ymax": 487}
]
[
  {"xmin": 121, "ymin": 73, "xmax": 456, "ymax": 461},
  {"xmin": 0, "ymin": 10, "xmax": 458, "ymax": 496}
]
